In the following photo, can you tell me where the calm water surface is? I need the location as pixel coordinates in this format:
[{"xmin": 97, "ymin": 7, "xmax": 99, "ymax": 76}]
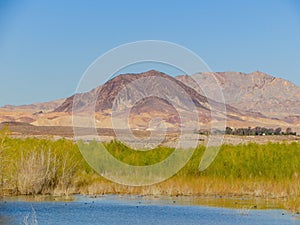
[{"xmin": 0, "ymin": 195, "xmax": 299, "ymax": 225}]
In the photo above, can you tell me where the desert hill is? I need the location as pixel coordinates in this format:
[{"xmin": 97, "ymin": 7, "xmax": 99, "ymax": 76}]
[
  {"xmin": 0, "ymin": 70, "xmax": 299, "ymax": 135},
  {"xmin": 176, "ymin": 71, "xmax": 300, "ymax": 119}
]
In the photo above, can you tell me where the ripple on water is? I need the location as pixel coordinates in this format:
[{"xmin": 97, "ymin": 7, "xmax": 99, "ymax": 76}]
[{"xmin": 0, "ymin": 195, "xmax": 299, "ymax": 225}]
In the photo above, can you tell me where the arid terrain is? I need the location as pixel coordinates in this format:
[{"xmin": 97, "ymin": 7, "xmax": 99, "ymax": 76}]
[{"xmin": 0, "ymin": 70, "xmax": 299, "ymax": 144}]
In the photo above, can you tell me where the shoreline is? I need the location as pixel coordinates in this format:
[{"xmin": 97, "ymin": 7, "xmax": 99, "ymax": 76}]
[
  {"xmin": 0, "ymin": 177, "xmax": 296, "ymax": 212},
  {"xmin": 0, "ymin": 192, "xmax": 287, "ymax": 212}
]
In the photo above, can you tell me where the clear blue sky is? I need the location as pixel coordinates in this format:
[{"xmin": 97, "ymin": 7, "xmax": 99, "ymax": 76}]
[{"xmin": 0, "ymin": 0, "xmax": 300, "ymax": 106}]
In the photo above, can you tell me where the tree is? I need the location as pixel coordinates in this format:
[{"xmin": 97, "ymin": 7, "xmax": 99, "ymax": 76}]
[
  {"xmin": 225, "ymin": 127, "xmax": 233, "ymax": 135},
  {"xmin": 286, "ymin": 127, "xmax": 293, "ymax": 135},
  {"xmin": 274, "ymin": 127, "xmax": 282, "ymax": 135}
]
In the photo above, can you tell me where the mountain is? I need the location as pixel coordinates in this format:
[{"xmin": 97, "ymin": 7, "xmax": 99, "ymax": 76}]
[
  {"xmin": 55, "ymin": 70, "xmax": 210, "ymax": 113},
  {"xmin": 176, "ymin": 71, "xmax": 300, "ymax": 118},
  {"xmin": 54, "ymin": 70, "xmax": 221, "ymax": 130},
  {"xmin": 53, "ymin": 70, "xmax": 295, "ymax": 131},
  {"xmin": 0, "ymin": 98, "xmax": 67, "ymax": 125},
  {"xmin": 1, "ymin": 70, "xmax": 299, "ymax": 135},
  {"xmin": 1, "ymin": 98, "xmax": 65, "ymax": 113}
]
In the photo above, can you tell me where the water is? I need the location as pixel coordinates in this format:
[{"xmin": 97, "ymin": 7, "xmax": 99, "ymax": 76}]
[{"xmin": 1, "ymin": 195, "xmax": 299, "ymax": 225}]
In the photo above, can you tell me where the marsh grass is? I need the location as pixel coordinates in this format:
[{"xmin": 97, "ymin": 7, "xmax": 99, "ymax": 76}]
[
  {"xmin": 1, "ymin": 127, "xmax": 300, "ymax": 211},
  {"xmin": 0, "ymin": 128, "xmax": 87, "ymax": 195}
]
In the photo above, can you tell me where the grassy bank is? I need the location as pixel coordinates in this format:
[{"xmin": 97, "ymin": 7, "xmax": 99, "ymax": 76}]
[{"xmin": 1, "ymin": 127, "xmax": 300, "ymax": 212}]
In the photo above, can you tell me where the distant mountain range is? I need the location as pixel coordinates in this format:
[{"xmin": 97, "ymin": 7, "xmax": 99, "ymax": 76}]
[
  {"xmin": 176, "ymin": 71, "xmax": 300, "ymax": 119},
  {"xmin": 1, "ymin": 98, "xmax": 65, "ymax": 113},
  {"xmin": 1, "ymin": 70, "xmax": 299, "ymax": 134}
]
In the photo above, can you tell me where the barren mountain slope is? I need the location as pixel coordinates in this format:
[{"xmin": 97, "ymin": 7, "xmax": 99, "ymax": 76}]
[{"xmin": 176, "ymin": 71, "xmax": 300, "ymax": 118}]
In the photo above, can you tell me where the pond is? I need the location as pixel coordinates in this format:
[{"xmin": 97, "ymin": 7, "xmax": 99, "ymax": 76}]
[{"xmin": 0, "ymin": 195, "xmax": 299, "ymax": 225}]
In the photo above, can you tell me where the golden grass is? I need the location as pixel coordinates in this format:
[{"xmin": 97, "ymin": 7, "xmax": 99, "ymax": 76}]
[{"xmin": 1, "ymin": 126, "xmax": 300, "ymax": 212}]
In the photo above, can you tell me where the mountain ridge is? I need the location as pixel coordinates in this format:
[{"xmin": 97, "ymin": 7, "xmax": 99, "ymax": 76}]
[
  {"xmin": 176, "ymin": 71, "xmax": 300, "ymax": 117},
  {"xmin": 0, "ymin": 70, "xmax": 299, "ymax": 133}
]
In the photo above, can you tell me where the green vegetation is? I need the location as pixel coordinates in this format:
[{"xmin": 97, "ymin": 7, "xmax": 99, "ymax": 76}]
[
  {"xmin": 1, "ymin": 126, "xmax": 300, "ymax": 212},
  {"xmin": 225, "ymin": 126, "xmax": 297, "ymax": 136},
  {"xmin": 98, "ymin": 140, "xmax": 174, "ymax": 166},
  {"xmin": 191, "ymin": 142, "xmax": 300, "ymax": 179},
  {"xmin": 0, "ymin": 126, "xmax": 89, "ymax": 195}
]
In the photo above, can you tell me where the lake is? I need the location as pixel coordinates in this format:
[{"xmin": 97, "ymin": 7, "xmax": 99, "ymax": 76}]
[{"xmin": 0, "ymin": 195, "xmax": 299, "ymax": 225}]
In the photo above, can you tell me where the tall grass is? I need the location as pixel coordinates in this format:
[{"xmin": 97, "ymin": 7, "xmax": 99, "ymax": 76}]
[
  {"xmin": 188, "ymin": 142, "xmax": 300, "ymax": 180},
  {"xmin": 0, "ymin": 127, "xmax": 88, "ymax": 195},
  {"xmin": 1, "ymin": 127, "xmax": 300, "ymax": 211}
]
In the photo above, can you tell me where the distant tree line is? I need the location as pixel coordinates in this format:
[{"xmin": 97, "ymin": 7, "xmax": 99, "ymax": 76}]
[{"xmin": 225, "ymin": 127, "xmax": 297, "ymax": 136}]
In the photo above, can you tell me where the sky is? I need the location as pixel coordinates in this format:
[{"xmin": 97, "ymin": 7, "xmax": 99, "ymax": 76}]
[{"xmin": 0, "ymin": 0, "xmax": 300, "ymax": 106}]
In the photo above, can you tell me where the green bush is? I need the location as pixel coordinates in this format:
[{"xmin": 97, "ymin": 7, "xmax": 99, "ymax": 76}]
[{"xmin": 1, "ymin": 125, "xmax": 300, "ymax": 196}]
